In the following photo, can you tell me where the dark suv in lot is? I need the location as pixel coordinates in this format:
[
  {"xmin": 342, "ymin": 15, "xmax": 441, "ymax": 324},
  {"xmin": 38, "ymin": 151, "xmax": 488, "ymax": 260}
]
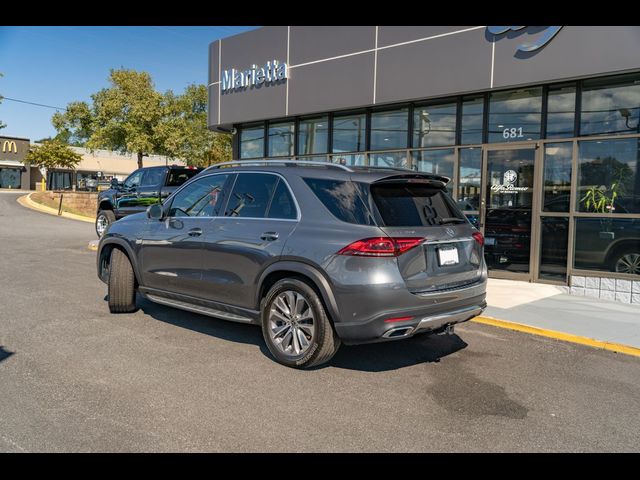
[
  {"xmin": 95, "ymin": 165, "xmax": 202, "ymax": 237},
  {"xmin": 96, "ymin": 160, "xmax": 487, "ymax": 368}
]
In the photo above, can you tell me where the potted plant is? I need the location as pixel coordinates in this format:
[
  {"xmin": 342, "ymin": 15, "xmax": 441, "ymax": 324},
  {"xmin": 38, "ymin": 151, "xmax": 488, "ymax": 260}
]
[{"xmin": 580, "ymin": 180, "xmax": 621, "ymax": 239}]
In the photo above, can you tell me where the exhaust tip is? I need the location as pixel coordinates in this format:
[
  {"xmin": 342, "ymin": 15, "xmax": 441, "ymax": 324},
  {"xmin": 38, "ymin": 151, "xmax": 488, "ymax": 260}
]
[{"xmin": 382, "ymin": 326, "xmax": 415, "ymax": 339}]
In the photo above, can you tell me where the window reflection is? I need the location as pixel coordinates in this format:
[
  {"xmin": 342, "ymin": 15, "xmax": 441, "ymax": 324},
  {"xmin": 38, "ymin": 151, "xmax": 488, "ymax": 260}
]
[
  {"xmin": 413, "ymin": 103, "xmax": 456, "ymax": 147},
  {"xmin": 298, "ymin": 116, "xmax": 328, "ymax": 155},
  {"xmin": 539, "ymin": 217, "xmax": 569, "ymax": 281},
  {"xmin": 370, "ymin": 151, "xmax": 407, "ymax": 168},
  {"xmin": 370, "ymin": 108, "xmax": 408, "ymax": 150},
  {"xmin": 268, "ymin": 122, "xmax": 295, "ymax": 157},
  {"xmin": 332, "ymin": 113, "xmax": 366, "ymax": 153},
  {"xmin": 581, "ymin": 74, "xmax": 640, "ymax": 136},
  {"xmin": 331, "ymin": 153, "xmax": 366, "ymax": 167},
  {"xmin": 488, "ymin": 88, "xmax": 542, "ymax": 143},
  {"xmin": 543, "ymin": 142, "xmax": 572, "ymax": 212},
  {"xmin": 458, "ymin": 148, "xmax": 482, "ymax": 210},
  {"xmin": 546, "ymin": 85, "xmax": 576, "ymax": 138},
  {"xmin": 240, "ymin": 125, "xmax": 265, "ymax": 159},
  {"xmin": 413, "ymin": 148, "xmax": 454, "ymax": 192},
  {"xmin": 461, "ymin": 96, "xmax": 484, "ymax": 145}
]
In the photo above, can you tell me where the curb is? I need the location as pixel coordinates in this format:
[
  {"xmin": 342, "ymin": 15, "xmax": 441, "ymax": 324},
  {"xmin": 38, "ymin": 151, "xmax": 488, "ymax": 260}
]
[
  {"xmin": 17, "ymin": 193, "xmax": 95, "ymax": 224},
  {"xmin": 472, "ymin": 316, "xmax": 640, "ymax": 358}
]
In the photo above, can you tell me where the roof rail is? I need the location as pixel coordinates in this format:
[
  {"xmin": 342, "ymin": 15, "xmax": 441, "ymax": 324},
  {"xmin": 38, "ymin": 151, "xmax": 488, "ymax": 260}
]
[{"xmin": 204, "ymin": 159, "xmax": 354, "ymax": 173}]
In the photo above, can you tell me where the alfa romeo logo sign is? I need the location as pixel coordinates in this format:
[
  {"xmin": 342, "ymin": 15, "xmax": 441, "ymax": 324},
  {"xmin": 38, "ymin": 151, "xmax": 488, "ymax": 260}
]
[
  {"xmin": 491, "ymin": 169, "xmax": 529, "ymax": 193},
  {"xmin": 504, "ymin": 170, "xmax": 518, "ymax": 186}
]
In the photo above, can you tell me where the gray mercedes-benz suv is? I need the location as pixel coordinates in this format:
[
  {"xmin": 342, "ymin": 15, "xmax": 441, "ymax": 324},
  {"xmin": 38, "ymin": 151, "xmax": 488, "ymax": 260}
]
[{"xmin": 96, "ymin": 160, "xmax": 487, "ymax": 368}]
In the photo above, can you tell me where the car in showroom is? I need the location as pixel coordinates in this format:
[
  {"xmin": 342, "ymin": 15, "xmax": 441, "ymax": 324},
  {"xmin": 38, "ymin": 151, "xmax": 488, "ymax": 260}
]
[{"xmin": 96, "ymin": 160, "xmax": 487, "ymax": 368}]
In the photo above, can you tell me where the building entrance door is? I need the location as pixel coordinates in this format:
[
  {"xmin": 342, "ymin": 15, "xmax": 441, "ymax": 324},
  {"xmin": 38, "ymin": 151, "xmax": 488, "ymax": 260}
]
[{"xmin": 480, "ymin": 144, "xmax": 540, "ymax": 281}]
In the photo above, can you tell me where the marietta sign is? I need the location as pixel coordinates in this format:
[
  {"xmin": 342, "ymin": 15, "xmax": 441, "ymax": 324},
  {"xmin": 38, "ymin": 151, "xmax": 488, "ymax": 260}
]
[{"xmin": 221, "ymin": 60, "xmax": 288, "ymax": 92}]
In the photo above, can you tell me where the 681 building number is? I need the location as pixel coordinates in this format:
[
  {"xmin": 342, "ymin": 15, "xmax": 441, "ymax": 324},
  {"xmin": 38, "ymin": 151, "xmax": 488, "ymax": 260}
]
[{"xmin": 503, "ymin": 127, "xmax": 524, "ymax": 139}]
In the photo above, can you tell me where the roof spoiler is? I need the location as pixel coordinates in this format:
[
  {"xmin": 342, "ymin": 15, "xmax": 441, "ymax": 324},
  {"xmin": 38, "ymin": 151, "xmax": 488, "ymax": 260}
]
[{"xmin": 372, "ymin": 173, "xmax": 451, "ymax": 187}]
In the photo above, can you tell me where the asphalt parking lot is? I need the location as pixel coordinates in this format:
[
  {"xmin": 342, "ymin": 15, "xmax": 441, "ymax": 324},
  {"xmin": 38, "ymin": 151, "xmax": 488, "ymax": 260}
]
[{"xmin": 1, "ymin": 191, "xmax": 640, "ymax": 452}]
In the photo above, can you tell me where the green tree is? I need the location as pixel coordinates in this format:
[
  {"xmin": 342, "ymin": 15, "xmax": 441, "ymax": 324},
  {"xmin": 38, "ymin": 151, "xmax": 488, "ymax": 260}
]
[
  {"xmin": 24, "ymin": 140, "xmax": 83, "ymax": 170},
  {"xmin": 52, "ymin": 69, "xmax": 165, "ymax": 168},
  {"xmin": 155, "ymin": 84, "xmax": 232, "ymax": 167},
  {"xmin": 0, "ymin": 72, "xmax": 6, "ymax": 130}
]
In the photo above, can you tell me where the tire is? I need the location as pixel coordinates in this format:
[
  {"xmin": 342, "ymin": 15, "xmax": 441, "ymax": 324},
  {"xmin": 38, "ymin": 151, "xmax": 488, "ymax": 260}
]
[
  {"xmin": 96, "ymin": 209, "xmax": 116, "ymax": 238},
  {"xmin": 610, "ymin": 250, "xmax": 640, "ymax": 275},
  {"xmin": 108, "ymin": 248, "xmax": 137, "ymax": 313},
  {"xmin": 261, "ymin": 278, "xmax": 340, "ymax": 369}
]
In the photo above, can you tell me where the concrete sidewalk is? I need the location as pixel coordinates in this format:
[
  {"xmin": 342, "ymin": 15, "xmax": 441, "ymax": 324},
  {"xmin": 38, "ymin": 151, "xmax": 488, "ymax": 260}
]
[{"xmin": 482, "ymin": 278, "xmax": 640, "ymax": 350}]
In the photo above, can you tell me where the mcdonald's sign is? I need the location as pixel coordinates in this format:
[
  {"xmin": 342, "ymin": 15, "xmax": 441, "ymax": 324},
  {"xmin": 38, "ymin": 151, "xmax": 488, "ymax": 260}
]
[{"xmin": 2, "ymin": 140, "xmax": 17, "ymax": 154}]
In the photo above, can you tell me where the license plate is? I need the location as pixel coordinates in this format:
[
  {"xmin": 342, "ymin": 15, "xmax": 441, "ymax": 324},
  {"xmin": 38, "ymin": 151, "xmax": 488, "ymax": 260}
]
[
  {"xmin": 485, "ymin": 237, "xmax": 496, "ymax": 246},
  {"xmin": 438, "ymin": 246, "xmax": 459, "ymax": 266}
]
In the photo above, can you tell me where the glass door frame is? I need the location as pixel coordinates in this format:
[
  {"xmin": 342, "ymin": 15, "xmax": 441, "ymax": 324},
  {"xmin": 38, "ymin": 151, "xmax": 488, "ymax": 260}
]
[{"xmin": 480, "ymin": 142, "xmax": 542, "ymax": 282}]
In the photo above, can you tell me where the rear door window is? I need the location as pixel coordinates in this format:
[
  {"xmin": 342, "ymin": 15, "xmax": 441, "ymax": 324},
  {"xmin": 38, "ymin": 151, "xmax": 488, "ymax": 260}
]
[
  {"xmin": 371, "ymin": 182, "xmax": 465, "ymax": 227},
  {"xmin": 303, "ymin": 178, "xmax": 375, "ymax": 225},
  {"xmin": 225, "ymin": 173, "xmax": 279, "ymax": 218},
  {"xmin": 267, "ymin": 179, "xmax": 297, "ymax": 220}
]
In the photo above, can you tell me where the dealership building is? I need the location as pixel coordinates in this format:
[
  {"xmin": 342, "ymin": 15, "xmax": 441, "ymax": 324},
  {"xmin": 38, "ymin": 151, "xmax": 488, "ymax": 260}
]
[{"xmin": 206, "ymin": 26, "xmax": 640, "ymax": 297}]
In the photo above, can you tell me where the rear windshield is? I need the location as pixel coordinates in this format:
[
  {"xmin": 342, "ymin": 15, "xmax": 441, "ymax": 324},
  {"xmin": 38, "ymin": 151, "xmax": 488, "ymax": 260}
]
[
  {"xmin": 303, "ymin": 178, "xmax": 375, "ymax": 225},
  {"xmin": 166, "ymin": 168, "xmax": 200, "ymax": 187},
  {"xmin": 371, "ymin": 182, "xmax": 465, "ymax": 227}
]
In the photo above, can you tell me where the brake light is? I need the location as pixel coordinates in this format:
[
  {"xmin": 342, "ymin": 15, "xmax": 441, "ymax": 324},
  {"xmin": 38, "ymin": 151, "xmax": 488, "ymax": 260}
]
[
  {"xmin": 472, "ymin": 231, "xmax": 484, "ymax": 247},
  {"xmin": 337, "ymin": 237, "xmax": 424, "ymax": 257}
]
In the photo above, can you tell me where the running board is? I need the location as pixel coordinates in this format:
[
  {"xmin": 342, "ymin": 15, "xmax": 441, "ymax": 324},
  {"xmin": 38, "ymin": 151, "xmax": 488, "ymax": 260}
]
[{"xmin": 145, "ymin": 293, "xmax": 254, "ymax": 323}]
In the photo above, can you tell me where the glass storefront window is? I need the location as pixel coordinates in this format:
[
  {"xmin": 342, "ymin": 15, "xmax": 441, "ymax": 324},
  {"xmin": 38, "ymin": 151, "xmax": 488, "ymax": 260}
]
[
  {"xmin": 332, "ymin": 113, "xmax": 366, "ymax": 153},
  {"xmin": 370, "ymin": 108, "xmax": 408, "ymax": 151},
  {"xmin": 369, "ymin": 151, "xmax": 407, "ymax": 169},
  {"xmin": 268, "ymin": 121, "xmax": 295, "ymax": 157},
  {"xmin": 330, "ymin": 153, "xmax": 366, "ymax": 167},
  {"xmin": 413, "ymin": 149, "xmax": 454, "ymax": 192},
  {"xmin": 542, "ymin": 142, "xmax": 573, "ymax": 212},
  {"xmin": 458, "ymin": 147, "xmax": 482, "ymax": 211},
  {"xmin": 580, "ymin": 74, "xmax": 640, "ymax": 137},
  {"xmin": 239, "ymin": 124, "xmax": 265, "ymax": 159},
  {"xmin": 0, "ymin": 167, "xmax": 22, "ymax": 189},
  {"xmin": 574, "ymin": 218, "xmax": 640, "ymax": 276},
  {"xmin": 546, "ymin": 84, "xmax": 576, "ymax": 138},
  {"xmin": 461, "ymin": 96, "xmax": 484, "ymax": 145},
  {"xmin": 413, "ymin": 102, "xmax": 456, "ymax": 148},
  {"xmin": 47, "ymin": 171, "xmax": 72, "ymax": 190},
  {"xmin": 488, "ymin": 87, "xmax": 542, "ymax": 143},
  {"xmin": 577, "ymin": 138, "xmax": 640, "ymax": 214},
  {"xmin": 298, "ymin": 116, "xmax": 328, "ymax": 155},
  {"xmin": 539, "ymin": 217, "xmax": 569, "ymax": 281},
  {"xmin": 297, "ymin": 155, "xmax": 328, "ymax": 163},
  {"xmin": 76, "ymin": 172, "xmax": 99, "ymax": 192}
]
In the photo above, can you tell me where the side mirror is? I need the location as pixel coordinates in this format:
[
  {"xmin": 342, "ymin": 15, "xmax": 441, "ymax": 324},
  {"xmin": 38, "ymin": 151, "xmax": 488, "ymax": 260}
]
[
  {"xmin": 147, "ymin": 203, "xmax": 165, "ymax": 220},
  {"xmin": 110, "ymin": 178, "xmax": 120, "ymax": 189}
]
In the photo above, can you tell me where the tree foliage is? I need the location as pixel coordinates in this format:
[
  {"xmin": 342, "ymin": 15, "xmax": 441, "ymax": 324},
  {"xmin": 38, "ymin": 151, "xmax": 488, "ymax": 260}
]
[
  {"xmin": 52, "ymin": 69, "xmax": 232, "ymax": 169},
  {"xmin": 24, "ymin": 140, "xmax": 83, "ymax": 170}
]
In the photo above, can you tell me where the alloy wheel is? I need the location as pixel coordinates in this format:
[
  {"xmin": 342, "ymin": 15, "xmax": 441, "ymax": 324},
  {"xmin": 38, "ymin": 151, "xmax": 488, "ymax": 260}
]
[
  {"xmin": 615, "ymin": 253, "xmax": 640, "ymax": 275},
  {"xmin": 268, "ymin": 290, "xmax": 315, "ymax": 357},
  {"xmin": 96, "ymin": 215, "xmax": 109, "ymax": 236}
]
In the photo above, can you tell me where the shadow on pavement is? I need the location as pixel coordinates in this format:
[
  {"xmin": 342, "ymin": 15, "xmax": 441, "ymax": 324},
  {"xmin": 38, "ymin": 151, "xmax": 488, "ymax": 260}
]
[
  {"xmin": 136, "ymin": 296, "xmax": 468, "ymax": 372},
  {"xmin": 0, "ymin": 346, "xmax": 15, "ymax": 363}
]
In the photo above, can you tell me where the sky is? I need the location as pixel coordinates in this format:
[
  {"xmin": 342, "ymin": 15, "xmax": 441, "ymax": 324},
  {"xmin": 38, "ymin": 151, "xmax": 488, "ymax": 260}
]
[{"xmin": 0, "ymin": 26, "xmax": 258, "ymax": 141}]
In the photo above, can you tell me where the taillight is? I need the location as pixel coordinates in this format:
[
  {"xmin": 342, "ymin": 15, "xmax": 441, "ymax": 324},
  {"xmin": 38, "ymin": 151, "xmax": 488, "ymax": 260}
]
[
  {"xmin": 337, "ymin": 237, "xmax": 424, "ymax": 257},
  {"xmin": 472, "ymin": 231, "xmax": 484, "ymax": 247}
]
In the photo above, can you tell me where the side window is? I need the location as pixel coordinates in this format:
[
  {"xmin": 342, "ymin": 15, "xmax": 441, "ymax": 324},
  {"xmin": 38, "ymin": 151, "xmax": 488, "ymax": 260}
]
[
  {"xmin": 303, "ymin": 177, "xmax": 375, "ymax": 225},
  {"xmin": 168, "ymin": 174, "xmax": 230, "ymax": 218},
  {"xmin": 225, "ymin": 173, "xmax": 279, "ymax": 218},
  {"xmin": 140, "ymin": 167, "xmax": 166, "ymax": 187},
  {"xmin": 123, "ymin": 170, "xmax": 143, "ymax": 189},
  {"xmin": 267, "ymin": 180, "xmax": 297, "ymax": 219}
]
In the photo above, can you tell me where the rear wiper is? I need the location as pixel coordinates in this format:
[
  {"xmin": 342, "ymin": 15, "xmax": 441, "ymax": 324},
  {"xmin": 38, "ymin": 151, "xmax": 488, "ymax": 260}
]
[{"xmin": 438, "ymin": 217, "xmax": 467, "ymax": 225}]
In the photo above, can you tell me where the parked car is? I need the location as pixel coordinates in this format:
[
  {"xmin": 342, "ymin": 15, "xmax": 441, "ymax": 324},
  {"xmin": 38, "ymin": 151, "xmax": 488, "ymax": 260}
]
[
  {"xmin": 96, "ymin": 160, "xmax": 487, "ymax": 369},
  {"xmin": 95, "ymin": 165, "xmax": 202, "ymax": 237}
]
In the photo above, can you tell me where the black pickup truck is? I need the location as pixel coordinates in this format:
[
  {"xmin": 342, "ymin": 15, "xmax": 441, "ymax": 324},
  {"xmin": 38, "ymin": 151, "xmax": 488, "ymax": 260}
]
[{"xmin": 95, "ymin": 165, "xmax": 202, "ymax": 237}]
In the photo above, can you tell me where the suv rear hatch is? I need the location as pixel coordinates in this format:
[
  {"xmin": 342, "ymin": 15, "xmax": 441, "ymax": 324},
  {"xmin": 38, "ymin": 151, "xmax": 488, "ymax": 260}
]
[{"xmin": 365, "ymin": 175, "xmax": 484, "ymax": 293}]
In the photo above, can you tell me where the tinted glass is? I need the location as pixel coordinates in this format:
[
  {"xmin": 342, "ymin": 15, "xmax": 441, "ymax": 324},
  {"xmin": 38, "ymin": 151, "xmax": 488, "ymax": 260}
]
[
  {"xmin": 123, "ymin": 170, "xmax": 143, "ymax": 188},
  {"xmin": 240, "ymin": 125, "xmax": 265, "ymax": 159},
  {"xmin": 577, "ymin": 138, "xmax": 640, "ymax": 214},
  {"xmin": 371, "ymin": 182, "xmax": 464, "ymax": 227},
  {"xmin": 168, "ymin": 174, "xmax": 229, "ymax": 217},
  {"xmin": 370, "ymin": 108, "xmax": 408, "ymax": 150},
  {"xmin": 413, "ymin": 149, "xmax": 454, "ymax": 192},
  {"xmin": 543, "ymin": 142, "xmax": 573, "ymax": 212},
  {"xmin": 268, "ymin": 122, "xmax": 294, "ymax": 157},
  {"xmin": 413, "ymin": 103, "xmax": 456, "ymax": 147},
  {"xmin": 461, "ymin": 96, "xmax": 484, "ymax": 145},
  {"xmin": 267, "ymin": 180, "xmax": 297, "ymax": 220},
  {"xmin": 369, "ymin": 151, "xmax": 407, "ymax": 168},
  {"xmin": 546, "ymin": 84, "xmax": 576, "ymax": 138},
  {"xmin": 488, "ymin": 87, "xmax": 542, "ymax": 143},
  {"xmin": 226, "ymin": 173, "xmax": 279, "ymax": 218},
  {"xmin": 298, "ymin": 116, "xmax": 328, "ymax": 155},
  {"xmin": 166, "ymin": 168, "xmax": 200, "ymax": 187},
  {"xmin": 574, "ymin": 218, "xmax": 640, "ymax": 276},
  {"xmin": 458, "ymin": 147, "xmax": 482, "ymax": 211},
  {"xmin": 580, "ymin": 74, "xmax": 640, "ymax": 137},
  {"xmin": 332, "ymin": 113, "xmax": 366, "ymax": 153},
  {"xmin": 140, "ymin": 167, "xmax": 166, "ymax": 187},
  {"xmin": 539, "ymin": 217, "xmax": 569, "ymax": 281},
  {"xmin": 303, "ymin": 178, "xmax": 375, "ymax": 225}
]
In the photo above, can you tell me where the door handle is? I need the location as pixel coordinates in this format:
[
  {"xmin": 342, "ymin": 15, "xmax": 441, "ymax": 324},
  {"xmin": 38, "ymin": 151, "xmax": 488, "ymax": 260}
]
[
  {"xmin": 188, "ymin": 228, "xmax": 203, "ymax": 237},
  {"xmin": 260, "ymin": 231, "xmax": 279, "ymax": 241}
]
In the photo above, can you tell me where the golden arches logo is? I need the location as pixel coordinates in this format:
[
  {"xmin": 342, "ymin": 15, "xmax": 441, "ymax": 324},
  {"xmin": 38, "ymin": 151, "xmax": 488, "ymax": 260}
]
[{"xmin": 2, "ymin": 140, "xmax": 17, "ymax": 153}]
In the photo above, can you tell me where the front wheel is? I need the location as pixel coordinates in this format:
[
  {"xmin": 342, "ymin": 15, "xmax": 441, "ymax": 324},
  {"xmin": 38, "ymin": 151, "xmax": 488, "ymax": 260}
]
[
  {"xmin": 612, "ymin": 251, "xmax": 640, "ymax": 275},
  {"xmin": 96, "ymin": 209, "xmax": 116, "ymax": 237},
  {"xmin": 261, "ymin": 278, "xmax": 340, "ymax": 369}
]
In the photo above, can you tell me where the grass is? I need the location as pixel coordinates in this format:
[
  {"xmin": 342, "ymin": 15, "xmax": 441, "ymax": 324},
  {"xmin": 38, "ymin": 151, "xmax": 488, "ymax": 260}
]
[{"xmin": 30, "ymin": 191, "xmax": 96, "ymax": 219}]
